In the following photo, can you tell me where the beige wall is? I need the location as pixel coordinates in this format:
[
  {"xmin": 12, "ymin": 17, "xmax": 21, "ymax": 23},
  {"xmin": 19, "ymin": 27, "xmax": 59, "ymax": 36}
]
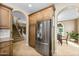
[
  {"xmin": 78, "ymin": 19, "xmax": 79, "ymax": 33},
  {"xmin": 58, "ymin": 20, "xmax": 76, "ymax": 35},
  {"xmin": 76, "ymin": 19, "xmax": 79, "ymax": 33}
]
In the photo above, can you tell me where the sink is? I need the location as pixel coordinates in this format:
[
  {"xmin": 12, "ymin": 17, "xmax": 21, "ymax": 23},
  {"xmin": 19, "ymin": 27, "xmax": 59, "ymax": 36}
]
[{"xmin": 0, "ymin": 29, "xmax": 10, "ymax": 38}]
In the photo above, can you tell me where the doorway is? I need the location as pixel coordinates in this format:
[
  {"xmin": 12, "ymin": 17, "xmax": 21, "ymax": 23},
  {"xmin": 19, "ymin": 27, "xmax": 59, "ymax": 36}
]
[
  {"xmin": 12, "ymin": 10, "xmax": 26, "ymax": 42},
  {"xmin": 55, "ymin": 5, "xmax": 79, "ymax": 56}
]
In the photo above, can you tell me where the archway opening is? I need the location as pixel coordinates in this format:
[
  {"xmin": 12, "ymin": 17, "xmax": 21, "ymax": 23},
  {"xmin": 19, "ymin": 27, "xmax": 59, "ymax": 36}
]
[
  {"xmin": 56, "ymin": 5, "xmax": 79, "ymax": 56},
  {"xmin": 57, "ymin": 23, "xmax": 64, "ymax": 36},
  {"xmin": 12, "ymin": 10, "xmax": 27, "ymax": 43}
]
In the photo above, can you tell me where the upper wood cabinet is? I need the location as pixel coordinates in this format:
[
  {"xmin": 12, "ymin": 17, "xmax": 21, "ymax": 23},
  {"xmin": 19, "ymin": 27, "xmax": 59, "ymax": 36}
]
[
  {"xmin": 29, "ymin": 14, "xmax": 37, "ymax": 25},
  {"xmin": 42, "ymin": 7, "xmax": 54, "ymax": 20},
  {"xmin": 29, "ymin": 6, "xmax": 55, "ymax": 25},
  {"xmin": 35, "ymin": 12, "xmax": 43, "ymax": 21},
  {"xmin": 0, "ymin": 4, "xmax": 13, "ymax": 29}
]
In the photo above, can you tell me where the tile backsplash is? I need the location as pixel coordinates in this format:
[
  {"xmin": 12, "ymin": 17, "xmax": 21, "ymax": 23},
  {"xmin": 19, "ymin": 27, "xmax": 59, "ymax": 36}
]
[{"xmin": 0, "ymin": 29, "xmax": 10, "ymax": 38}]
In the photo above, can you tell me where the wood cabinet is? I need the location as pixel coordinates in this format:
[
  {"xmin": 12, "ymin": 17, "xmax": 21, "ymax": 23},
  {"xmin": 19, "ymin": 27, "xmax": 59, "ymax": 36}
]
[
  {"xmin": 0, "ymin": 4, "xmax": 13, "ymax": 29},
  {"xmin": 0, "ymin": 4, "xmax": 13, "ymax": 56},
  {"xmin": 29, "ymin": 25, "xmax": 36, "ymax": 47},
  {"xmin": 42, "ymin": 7, "xmax": 54, "ymax": 20},
  {"xmin": 29, "ymin": 14, "xmax": 37, "ymax": 25},
  {"xmin": 29, "ymin": 5, "xmax": 55, "ymax": 48},
  {"xmin": 0, "ymin": 40, "xmax": 13, "ymax": 56}
]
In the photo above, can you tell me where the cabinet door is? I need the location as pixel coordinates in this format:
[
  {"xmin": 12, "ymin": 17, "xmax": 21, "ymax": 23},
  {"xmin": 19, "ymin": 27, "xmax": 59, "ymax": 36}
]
[
  {"xmin": 29, "ymin": 14, "xmax": 37, "ymax": 25},
  {"xmin": 35, "ymin": 12, "xmax": 43, "ymax": 21},
  {"xmin": 42, "ymin": 7, "xmax": 53, "ymax": 20},
  {"xmin": 29, "ymin": 25, "xmax": 36, "ymax": 47},
  {"xmin": 0, "ymin": 41, "xmax": 13, "ymax": 56},
  {"xmin": 0, "ymin": 46, "xmax": 10, "ymax": 56},
  {"xmin": 0, "ymin": 7, "xmax": 11, "ymax": 28}
]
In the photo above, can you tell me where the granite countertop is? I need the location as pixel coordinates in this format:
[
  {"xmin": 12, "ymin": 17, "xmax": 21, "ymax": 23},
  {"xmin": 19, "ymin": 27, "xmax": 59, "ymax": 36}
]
[{"xmin": 0, "ymin": 38, "xmax": 13, "ymax": 42}]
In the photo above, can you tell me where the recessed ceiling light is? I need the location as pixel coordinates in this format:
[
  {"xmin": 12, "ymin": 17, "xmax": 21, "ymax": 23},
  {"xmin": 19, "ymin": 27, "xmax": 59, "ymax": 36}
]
[{"xmin": 28, "ymin": 4, "xmax": 32, "ymax": 7}]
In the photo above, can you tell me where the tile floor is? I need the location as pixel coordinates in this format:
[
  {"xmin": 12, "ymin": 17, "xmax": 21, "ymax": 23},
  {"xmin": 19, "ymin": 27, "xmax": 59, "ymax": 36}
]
[
  {"xmin": 13, "ymin": 40, "xmax": 79, "ymax": 56},
  {"xmin": 55, "ymin": 40, "xmax": 79, "ymax": 56},
  {"xmin": 13, "ymin": 40, "xmax": 41, "ymax": 56}
]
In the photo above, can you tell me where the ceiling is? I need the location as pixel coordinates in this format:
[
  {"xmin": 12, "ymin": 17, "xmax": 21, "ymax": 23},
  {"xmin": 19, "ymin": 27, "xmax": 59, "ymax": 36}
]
[
  {"xmin": 55, "ymin": 3, "xmax": 79, "ymax": 21},
  {"xmin": 4, "ymin": 3, "xmax": 53, "ymax": 24},
  {"xmin": 4, "ymin": 3, "xmax": 79, "ymax": 21},
  {"xmin": 58, "ymin": 6, "xmax": 79, "ymax": 21},
  {"xmin": 4, "ymin": 3, "xmax": 52, "ymax": 14}
]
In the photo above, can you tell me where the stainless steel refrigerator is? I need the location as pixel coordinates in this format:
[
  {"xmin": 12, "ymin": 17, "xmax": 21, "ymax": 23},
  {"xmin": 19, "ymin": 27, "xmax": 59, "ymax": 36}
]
[{"xmin": 36, "ymin": 20, "xmax": 52, "ymax": 56}]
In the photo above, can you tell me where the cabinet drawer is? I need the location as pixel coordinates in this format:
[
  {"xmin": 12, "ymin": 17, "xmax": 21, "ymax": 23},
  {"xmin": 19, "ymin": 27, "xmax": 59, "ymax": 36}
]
[
  {"xmin": 0, "ymin": 41, "xmax": 11, "ymax": 48},
  {"xmin": 0, "ymin": 46, "xmax": 10, "ymax": 56}
]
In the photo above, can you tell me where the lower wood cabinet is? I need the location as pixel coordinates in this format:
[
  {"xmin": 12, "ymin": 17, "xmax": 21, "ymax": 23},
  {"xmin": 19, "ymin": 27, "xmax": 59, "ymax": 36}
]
[{"xmin": 0, "ymin": 41, "xmax": 13, "ymax": 56}]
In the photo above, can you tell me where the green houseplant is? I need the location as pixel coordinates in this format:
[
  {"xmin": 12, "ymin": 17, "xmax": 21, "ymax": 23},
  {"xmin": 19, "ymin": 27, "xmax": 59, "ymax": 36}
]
[{"xmin": 69, "ymin": 31, "xmax": 79, "ymax": 43}]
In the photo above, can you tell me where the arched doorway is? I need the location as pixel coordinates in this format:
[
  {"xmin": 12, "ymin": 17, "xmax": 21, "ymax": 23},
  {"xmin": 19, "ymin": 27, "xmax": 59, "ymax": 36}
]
[
  {"xmin": 56, "ymin": 5, "xmax": 79, "ymax": 56},
  {"xmin": 12, "ymin": 10, "xmax": 27, "ymax": 43},
  {"xmin": 57, "ymin": 23, "xmax": 64, "ymax": 36}
]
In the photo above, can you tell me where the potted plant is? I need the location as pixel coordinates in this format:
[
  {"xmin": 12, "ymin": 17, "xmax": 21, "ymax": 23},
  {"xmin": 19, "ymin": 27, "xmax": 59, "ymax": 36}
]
[{"xmin": 69, "ymin": 31, "xmax": 79, "ymax": 43}]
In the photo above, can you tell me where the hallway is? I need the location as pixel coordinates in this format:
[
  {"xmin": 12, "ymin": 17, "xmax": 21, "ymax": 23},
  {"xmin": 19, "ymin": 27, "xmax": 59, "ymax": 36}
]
[{"xmin": 13, "ymin": 40, "xmax": 41, "ymax": 56}]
